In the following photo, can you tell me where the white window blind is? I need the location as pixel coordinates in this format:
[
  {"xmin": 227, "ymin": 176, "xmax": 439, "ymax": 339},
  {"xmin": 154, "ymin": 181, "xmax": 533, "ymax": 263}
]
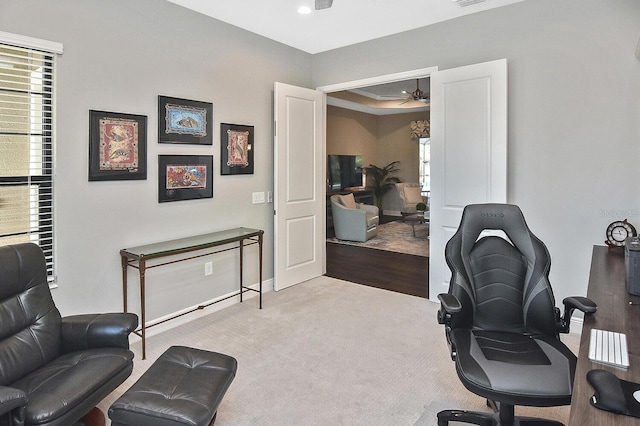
[{"xmin": 0, "ymin": 41, "xmax": 56, "ymax": 281}]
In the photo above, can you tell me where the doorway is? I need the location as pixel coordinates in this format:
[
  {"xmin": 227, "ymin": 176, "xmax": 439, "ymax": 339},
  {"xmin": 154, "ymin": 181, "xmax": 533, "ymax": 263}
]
[
  {"xmin": 274, "ymin": 61, "xmax": 507, "ymax": 298},
  {"xmin": 318, "ymin": 67, "xmax": 436, "ymax": 215},
  {"xmin": 318, "ymin": 68, "xmax": 436, "ymax": 297}
]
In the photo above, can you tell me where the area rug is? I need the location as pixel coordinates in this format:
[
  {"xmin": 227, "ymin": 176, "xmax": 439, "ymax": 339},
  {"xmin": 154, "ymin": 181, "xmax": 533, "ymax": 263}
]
[{"xmin": 327, "ymin": 220, "xmax": 429, "ymax": 257}]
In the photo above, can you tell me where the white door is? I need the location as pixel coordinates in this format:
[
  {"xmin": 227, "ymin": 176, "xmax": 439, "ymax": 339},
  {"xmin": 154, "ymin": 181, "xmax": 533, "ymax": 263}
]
[
  {"xmin": 273, "ymin": 82, "xmax": 326, "ymax": 291},
  {"xmin": 429, "ymin": 59, "xmax": 508, "ymax": 302}
]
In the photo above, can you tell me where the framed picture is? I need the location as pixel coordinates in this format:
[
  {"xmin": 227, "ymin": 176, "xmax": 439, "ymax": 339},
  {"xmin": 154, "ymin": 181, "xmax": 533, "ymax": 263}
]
[
  {"xmin": 158, "ymin": 155, "xmax": 213, "ymax": 202},
  {"xmin": 158, "ymin": 95, "xmax": 213, "ymax": 145},
  {"xmin": 88, "ymin": 110, "xmax": 147, "ymax": 181},
  {"xmin": 220, "ymin": 123, "xmax": 254, "ymax": 175}
]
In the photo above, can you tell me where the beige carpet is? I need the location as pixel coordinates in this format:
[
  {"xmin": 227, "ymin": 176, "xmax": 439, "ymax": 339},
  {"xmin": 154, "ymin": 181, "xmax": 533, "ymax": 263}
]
[
  {"xmin": 97, "ymin": 277, "xmax": 578, "ymax": 425},
  {"xmin": 327, "ymin": 220, "xmax": 429, "ymax": 257}
]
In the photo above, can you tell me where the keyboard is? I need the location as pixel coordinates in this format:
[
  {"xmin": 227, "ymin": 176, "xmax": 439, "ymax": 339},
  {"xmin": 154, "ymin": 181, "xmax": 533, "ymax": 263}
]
[{"xmin": 588, "ymin": 328, "xmax": 629, "ymax": 369}]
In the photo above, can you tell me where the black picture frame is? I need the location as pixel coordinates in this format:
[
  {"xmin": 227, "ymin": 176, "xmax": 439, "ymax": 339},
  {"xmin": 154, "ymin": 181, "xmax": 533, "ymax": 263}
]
[
  {"xmin": 220, "ymin": 123, "xmax": 254, "ymax": 175},
  {"xmin": 158, "ymin": 155, "xmax": 213, "ymax": 203},
  {"xmin": 158, "ymin": 95, "xmax": 213, "ymax": 145},
  {"xmin": 88, "ymin": 110, "xmax": 147, "ymax": 181}
]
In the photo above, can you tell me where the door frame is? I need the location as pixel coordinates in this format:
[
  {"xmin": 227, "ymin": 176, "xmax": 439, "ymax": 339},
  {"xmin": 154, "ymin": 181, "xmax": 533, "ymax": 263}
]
[
  {"xmin": 316, "ymin": 67, "xmax": 438, "ymax": 94},
  {"xmin": 316, "ymin": 66, "xmax": 438, "ymax": 271}
]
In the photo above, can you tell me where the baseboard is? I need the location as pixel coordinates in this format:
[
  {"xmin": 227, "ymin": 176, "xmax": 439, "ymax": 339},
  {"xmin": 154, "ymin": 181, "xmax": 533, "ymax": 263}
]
[
  {"xmin": 129, "ymin": 279, "xmax": 274, "ymax": 342},
  {"xmin": 570, "ymin": 315, "xmax": 583, "ymax": 334}
]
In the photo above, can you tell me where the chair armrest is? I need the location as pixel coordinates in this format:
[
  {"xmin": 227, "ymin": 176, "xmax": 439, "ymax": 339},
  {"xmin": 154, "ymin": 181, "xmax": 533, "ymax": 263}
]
[
  {"xmin": 0, "ymin": 386, "xmax": 26, "ymax": 418},
  {"xmin": 61, "ymin": 313, "xmax": 138, "ymax": 352},
  {"xmin": 564, "ymin": 296, "xmax": 597, "ymax": 314},
  {"xmin": 358, "ymin": 203, "xmax": 379, "ymax": 216},
  {"xmin": 438, "ymin": 293, "xmax": 462, "ymax": 313},
  {"xmin": 437, "ymin": 293, "xmax": 461, "ymax": 324},
  {"xmin": 437, "ymin": 293, "xmax": 462, "ymax": 360},
  {"xmin": 557, "ymin": 296, "xmax": 597, "ymax": 333}
]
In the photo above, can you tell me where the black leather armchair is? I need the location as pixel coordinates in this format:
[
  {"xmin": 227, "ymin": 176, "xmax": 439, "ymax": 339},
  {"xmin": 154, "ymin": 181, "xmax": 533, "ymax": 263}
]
[
  {"xmin": 0, "ymin": 243, "xmax": 138, "ymax": 426},
  {"xmin": 437, "ymin": 204, "xmax": 596, "ymax": 426}
]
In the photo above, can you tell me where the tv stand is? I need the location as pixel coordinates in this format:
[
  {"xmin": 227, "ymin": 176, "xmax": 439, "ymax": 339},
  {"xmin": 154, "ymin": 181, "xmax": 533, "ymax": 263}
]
[{"xmin": 326, "ymin": 188, "xmax": 374, "ymax": 236}]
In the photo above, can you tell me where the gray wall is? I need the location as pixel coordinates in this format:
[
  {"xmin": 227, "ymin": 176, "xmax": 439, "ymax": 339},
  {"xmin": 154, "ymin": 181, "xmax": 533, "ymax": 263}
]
[
  {"xmin": 2, "ymin": 0, "xmax": 639, "ymax": 319},
  {"xmin": 314, "ymin": 0, "xmax": 640, "ymax": 303},
  {"xmin": 0, "ymin": 0, "xmax": 312, "ymax": 318}
]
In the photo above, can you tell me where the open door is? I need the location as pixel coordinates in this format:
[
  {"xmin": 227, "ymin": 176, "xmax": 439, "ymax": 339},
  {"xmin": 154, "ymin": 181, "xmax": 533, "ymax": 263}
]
[
  {"xmin": 429, "ymin": 59, "xmax": 508, "ymax": 302},
  {"xmin": 273, "ymin": 82, "xmax": 326, "ymax": 291}
]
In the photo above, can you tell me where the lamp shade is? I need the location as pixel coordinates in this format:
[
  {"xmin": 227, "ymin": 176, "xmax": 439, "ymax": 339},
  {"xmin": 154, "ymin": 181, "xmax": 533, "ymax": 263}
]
[{"xmin": 410, "ymin": 120, "xmax": 430, "ymax": 139}]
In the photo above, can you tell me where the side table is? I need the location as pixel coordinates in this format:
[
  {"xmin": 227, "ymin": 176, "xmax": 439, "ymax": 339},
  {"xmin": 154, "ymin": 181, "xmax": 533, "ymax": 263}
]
[{"xmin": 401, "ymin": 211, "xmax": 430, "ymax": 238}]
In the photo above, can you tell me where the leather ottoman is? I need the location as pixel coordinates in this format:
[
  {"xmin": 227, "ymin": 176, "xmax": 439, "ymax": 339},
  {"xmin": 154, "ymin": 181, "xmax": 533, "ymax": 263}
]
[{"xmin": 108, "ymin": 346, "xmax": 237, "ymax": 426}]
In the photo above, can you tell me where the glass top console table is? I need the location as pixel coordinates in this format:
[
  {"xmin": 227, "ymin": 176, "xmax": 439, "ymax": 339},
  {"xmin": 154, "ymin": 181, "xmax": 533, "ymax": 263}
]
[{"xmin": 120, "ymin": 227, "xmax": 264, "ymax": 359}]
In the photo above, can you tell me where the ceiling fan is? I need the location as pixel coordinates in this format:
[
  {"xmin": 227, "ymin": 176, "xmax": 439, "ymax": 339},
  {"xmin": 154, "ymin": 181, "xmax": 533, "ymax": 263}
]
[
  {"xmin": 401, "ymin": 79, "xmax": 429, "ymax": 104},
  {"xmin": 315, "ymin": 0, "xmax": 333, "ymax": 10}
]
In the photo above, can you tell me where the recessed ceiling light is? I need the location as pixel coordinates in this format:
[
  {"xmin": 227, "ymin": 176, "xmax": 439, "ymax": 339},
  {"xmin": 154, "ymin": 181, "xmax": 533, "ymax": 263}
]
[{"xmin": 298, "ymin": 6, "xmax": 312, "ymax": 14}]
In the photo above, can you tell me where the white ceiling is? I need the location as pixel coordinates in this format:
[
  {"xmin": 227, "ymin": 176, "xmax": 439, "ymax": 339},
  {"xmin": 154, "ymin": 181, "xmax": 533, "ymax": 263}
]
[
  {"xmin": 166, "ymin": 0, "xmax": 525, "ymax": 54},
  {"xmin": 327, "ymin": 78, "xmax": 431, "ymax": 115}
]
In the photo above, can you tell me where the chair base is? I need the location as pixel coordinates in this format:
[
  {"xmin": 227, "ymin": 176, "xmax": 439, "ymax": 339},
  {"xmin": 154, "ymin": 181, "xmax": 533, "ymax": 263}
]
[
  {"xmin": 437, "ymin": 401, "xmax": 565, "ymax": 426},
  {"xmin": 437, "ymin": 409, "xmax": 565, "ymax": 426}
]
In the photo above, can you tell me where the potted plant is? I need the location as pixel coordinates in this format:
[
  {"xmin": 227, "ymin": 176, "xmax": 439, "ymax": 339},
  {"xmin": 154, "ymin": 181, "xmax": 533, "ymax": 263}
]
[
  {"xmin": 416, "ymin": 201, "xmax": 428, "ymax": 219},
  {"xmin": 364, "ymin": 161, "xmax": 401, "ymax": 210}
]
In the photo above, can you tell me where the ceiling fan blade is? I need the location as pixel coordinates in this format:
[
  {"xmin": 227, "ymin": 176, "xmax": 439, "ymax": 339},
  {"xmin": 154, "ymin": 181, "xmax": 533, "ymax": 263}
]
[{"xmin": 315, "ymin": 0, "xmax": 333, "ymax": 10}]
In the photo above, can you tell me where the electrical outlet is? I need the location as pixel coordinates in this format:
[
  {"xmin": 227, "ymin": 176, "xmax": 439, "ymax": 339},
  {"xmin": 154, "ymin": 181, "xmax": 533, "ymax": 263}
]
[{"xmin": 204, "ymin": 261, "xmax": 213, "ymax": 276}]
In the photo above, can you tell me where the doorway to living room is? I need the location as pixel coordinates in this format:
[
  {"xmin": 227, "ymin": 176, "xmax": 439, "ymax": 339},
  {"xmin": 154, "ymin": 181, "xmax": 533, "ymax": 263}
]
[{"xmin": 318, "ymin": 69, "xmax": 435, "ymax": 297}]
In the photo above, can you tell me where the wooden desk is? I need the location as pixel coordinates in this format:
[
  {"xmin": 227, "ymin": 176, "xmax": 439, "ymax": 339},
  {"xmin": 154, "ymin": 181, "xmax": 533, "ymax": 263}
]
[
  {"xmin": 569, "ymin": 245, "xmax": 640, "ymax": 425},
  {"xmin": 120, "ymin": 227, "xmax": 263, "ymax": 359}
]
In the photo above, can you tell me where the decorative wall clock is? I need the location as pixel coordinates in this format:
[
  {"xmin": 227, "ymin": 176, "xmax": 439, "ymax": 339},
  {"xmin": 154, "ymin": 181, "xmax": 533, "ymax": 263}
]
[{"xmin": 605, "ymin": 219, "xmax": 637, "ymax": 248}]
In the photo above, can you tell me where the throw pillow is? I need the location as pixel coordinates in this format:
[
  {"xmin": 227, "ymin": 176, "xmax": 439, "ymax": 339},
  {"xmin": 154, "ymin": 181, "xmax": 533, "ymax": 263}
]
[
  {"xmin": 338, "ymin": 193, "xmax": 357, "ymax": 209},
  {"xmin": 403, "ymin": 186, "xmax": 424, "ymax": 205}
]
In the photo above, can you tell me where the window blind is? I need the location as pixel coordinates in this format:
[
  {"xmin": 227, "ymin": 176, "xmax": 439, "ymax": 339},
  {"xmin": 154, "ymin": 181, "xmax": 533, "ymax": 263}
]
[{"xmin": 0, "ymin": 42, "xmax": 55, "ymax": 281}]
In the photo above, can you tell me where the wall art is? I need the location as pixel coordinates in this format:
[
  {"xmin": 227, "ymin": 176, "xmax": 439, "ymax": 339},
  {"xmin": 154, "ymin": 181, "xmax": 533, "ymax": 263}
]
[
  {"xmin": 88, "ymin": 110, "xmax": 147, "ymax": 181},
  {"xmin": 220, "ymin": 123, "xmax": 254, "ymax": 175},
  {"xmin": 158, "ymin": 95, "xmax": 213, "ymax": 145},
  {"xmin": 158, "ymin": 155, "xmax": 213, "ymax": 202}
]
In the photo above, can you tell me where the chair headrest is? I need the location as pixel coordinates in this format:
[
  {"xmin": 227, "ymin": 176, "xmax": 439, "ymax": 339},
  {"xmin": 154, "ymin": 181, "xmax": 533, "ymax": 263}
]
[
  {"xmin": 458, "ymin": 204, "xmax": 535, "ymax": 261},
  {"xmin": 0, "ymin": 243, "xmax": 48, "ymax": 300}
]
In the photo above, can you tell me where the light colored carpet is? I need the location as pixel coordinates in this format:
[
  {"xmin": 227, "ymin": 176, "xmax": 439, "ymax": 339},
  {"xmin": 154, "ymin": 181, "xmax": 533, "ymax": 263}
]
[
  {"xmin": 327, "ymin": 220, "xmax": 429, "ymax": 257},
  {"xmin": 98, "ymin": 277, "xmax": 579, "ymax": 425}
]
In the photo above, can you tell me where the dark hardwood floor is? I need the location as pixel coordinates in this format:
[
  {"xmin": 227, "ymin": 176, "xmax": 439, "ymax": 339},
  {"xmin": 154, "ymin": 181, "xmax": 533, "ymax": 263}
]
[{"xmin": 325, "ymin": 241, "xmax": 429, "ymax": 298}]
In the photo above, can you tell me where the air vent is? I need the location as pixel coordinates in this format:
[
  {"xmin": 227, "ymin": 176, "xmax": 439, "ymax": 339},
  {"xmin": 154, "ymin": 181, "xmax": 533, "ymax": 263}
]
[{"xmin": 453, "ymin": 0, "xmax": 486, "ymax": 6}]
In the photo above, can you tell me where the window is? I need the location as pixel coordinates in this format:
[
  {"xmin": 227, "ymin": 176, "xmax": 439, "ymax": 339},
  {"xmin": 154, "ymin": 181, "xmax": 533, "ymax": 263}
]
[
  {"xmin": 0, "ymin": 34, "xmax": 61, "ymax": 282},
  {"xmin": 418, "ymin": 137, "xmax": 430, "ymax": 204}
]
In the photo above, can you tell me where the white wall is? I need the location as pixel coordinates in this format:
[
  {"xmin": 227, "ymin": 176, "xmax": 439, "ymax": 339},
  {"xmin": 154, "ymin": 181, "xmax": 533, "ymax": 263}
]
[
  {"xmin": 0, "ymin": 0, "xmax": 312, "ymax": 318},
  {"xmin": 313, "ymin": 0, "xmax": 640, "ymax": 304}
]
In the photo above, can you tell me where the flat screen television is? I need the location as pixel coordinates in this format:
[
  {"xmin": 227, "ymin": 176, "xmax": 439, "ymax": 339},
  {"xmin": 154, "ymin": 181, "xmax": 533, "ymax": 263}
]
[{"xmin": 328, "ymin": 154, "xmax": 363, "ymax": 190}]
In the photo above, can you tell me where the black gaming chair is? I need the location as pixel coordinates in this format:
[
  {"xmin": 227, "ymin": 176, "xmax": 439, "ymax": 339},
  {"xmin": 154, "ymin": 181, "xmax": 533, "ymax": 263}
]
[{"xmin": 437, "ymin": 204, "xmax": 597, "ymax": 426}]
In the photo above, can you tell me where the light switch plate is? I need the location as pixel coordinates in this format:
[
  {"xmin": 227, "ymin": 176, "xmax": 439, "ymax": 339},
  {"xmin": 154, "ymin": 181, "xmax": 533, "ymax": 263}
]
[{"xmin": 252, "ymin": 191, "xmax": 265, "ymax": 204}]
